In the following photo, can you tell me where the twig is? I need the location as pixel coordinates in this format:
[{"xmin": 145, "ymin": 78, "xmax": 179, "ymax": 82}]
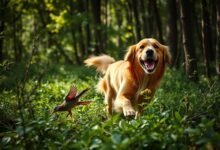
[{"xmin": 15, "ymin": 32, "xmax": 45, "ymax": 148}]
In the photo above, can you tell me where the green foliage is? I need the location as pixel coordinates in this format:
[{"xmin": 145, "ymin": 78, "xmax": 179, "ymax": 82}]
[{"xmin": 0, "ymin": 64, "xmax": 220, "ymax": 149}]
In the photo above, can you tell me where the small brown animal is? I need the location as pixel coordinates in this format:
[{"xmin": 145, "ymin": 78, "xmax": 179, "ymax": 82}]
[
  {"xmin": 53, "ymin": 85, "xmax": 92, "ymax": 117},
  {"xmin": 84, "ymin": 38, "xmax": 171, "ymax": 118}
]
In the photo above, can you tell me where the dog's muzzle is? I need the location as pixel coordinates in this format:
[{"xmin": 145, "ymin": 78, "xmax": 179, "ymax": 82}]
[{"xmin": 140, "ymin": 49, "xmax": 158, "ymax": 74}]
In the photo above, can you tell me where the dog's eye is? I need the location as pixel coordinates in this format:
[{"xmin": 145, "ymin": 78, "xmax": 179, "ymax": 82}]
[
  {"xmin": 153, "ymin": 44, "xmax": 159, "ymax": 49},
  {"xmin": 139, "ymin": 45, "xmax": 145, "ymax": 49}
]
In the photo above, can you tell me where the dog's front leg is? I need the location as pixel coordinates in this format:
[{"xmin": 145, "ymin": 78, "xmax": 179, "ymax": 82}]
[
  {"xmin": 116, "ymin": 94, "xmax": 136, "ymax": 117},
  {"xmin": 115, "ymin": 80, "xmax": 137, "ymax": 117}
]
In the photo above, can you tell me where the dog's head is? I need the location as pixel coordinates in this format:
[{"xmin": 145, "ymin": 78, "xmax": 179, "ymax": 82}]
[{"xmin": 124, "ymin": 38, "xmax": 171, "ymax": 74}]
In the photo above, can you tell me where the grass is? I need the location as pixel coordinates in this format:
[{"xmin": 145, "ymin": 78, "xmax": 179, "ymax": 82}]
[{"xmin": 0, "ymin": 62, "xmax": 220, "ymax": 149}]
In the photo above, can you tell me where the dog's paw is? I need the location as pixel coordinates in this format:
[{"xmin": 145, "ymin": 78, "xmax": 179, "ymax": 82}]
[{"xmin": 123, "ymin": 107, "xmax": 136, "ymax": 117}]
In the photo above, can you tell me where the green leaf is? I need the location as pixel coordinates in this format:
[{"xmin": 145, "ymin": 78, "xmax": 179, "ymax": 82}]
[
  {"xmin": 174, "ymin": 111, "xmax": 182, "ymax": 121},
  {"xmin": 112, "ymin": 133, "xmax": 122, "ymax": 144}
]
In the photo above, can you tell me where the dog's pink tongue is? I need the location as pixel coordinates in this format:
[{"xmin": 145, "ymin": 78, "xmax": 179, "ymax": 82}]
[{"xmin": 144, "ymin": 61, "xmax": 155, "ymax": 70}]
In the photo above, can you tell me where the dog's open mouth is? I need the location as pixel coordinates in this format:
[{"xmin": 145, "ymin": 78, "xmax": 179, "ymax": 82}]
[{"xmin": 140, "ymin": 59, "xmax": 158, "ymax": 73}]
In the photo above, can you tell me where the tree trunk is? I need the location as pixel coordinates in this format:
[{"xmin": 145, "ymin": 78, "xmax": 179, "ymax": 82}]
[
  {"xmin": 0, "ymin": 2, "xmax": 5, "ymax": 62},
  {"xmin": 78, "ymin": 0, "xmax": 86, "ymax": 57},
  {"xmin": 103, "ymin": 0, "xmax": 108, "ymax": 49},
  {"xmin": 131, "ymin": 0, "xmax": 141, "ymax": 40},
  {"xmin": 114, "ymin": 2, "xmax": 123, "ymax": 47},
  {"xmin": 180, "ymin": 0, "xmax": 198, "ymax": 81},
  {"xmin": 70, "ymin": 0, "xmax": 81, "ymax": 64},
  {"xmin": 0, "ymin": 0, "xmax": 9, "ymax": 62},
  {"xmin": 216, "ymin": 0, "xmax": 220, "ymax": 79},
  {"xmin": 84, "ymin": 0, "xmax": 91, "ymax": 56},
  {"xmin": 78, "ymin": 26, "xmax": 85, "ymax": 57},
  {"xmin": 0, "ymin": 21, "xmax": 4, "ymax": 62},
  {"xmin": 139, "ymin": 0, "xmax": 148, "ymax": 38},
  {"xmin": 55, "ymin": 39, "xmax": 73, "ymax": 64},
  {"xmin": 147, "ymin": 0, "xmax": 154, "ymax": 37},
  {"xmin": 126, "ymin": 0, "xmax": 135, "ymax": 44},
  {"xmin": 167, "ymin": 0, "xmax": 178, "ymax": 67},
  {"xmin": 12, "ymin": 5, "xmax": 23, "ymax": 62},
  {"xmin": 72, "ymin": 30, "xmax": 81, "ymax": 65},
  {"xmin": 201, "ymin": 0, "xmax": 213, "ymax": 78},
  {"xmin": 152, "ymin": 0, "xmax": 164, "ymax": 43},
  {"xmin": 91, "ymin": 0, "xmax": 103, "ymax": 54}
]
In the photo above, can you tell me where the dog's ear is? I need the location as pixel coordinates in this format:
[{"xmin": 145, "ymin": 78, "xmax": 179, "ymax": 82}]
[
  {"xmin": 124, "ymin": 45, "xmax": 136, "ymax": 62},
  {"xmin": 163, "ymin": 46, "xmax": 171, "ymax": 64}
]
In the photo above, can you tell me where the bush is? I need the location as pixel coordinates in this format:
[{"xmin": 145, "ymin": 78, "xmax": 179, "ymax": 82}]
[{"xmin": 0, "ymin": 64, "xmax": 220, "ymax": 149}]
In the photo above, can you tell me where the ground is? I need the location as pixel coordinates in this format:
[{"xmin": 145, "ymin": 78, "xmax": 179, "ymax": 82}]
[{"xmin": 0, "ymin": 64, "xmax": 220, "ymax": 149}]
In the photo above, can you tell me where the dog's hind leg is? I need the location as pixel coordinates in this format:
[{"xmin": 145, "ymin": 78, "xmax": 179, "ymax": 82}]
[{"xmin": 105, "ymin": 87, "xmax": 115, "ymax": 115}]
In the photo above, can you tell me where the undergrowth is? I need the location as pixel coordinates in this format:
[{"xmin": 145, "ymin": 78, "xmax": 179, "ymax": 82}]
[{"xmin": 0, "ymin": 63, "xmax": 220, "ymax": 149}]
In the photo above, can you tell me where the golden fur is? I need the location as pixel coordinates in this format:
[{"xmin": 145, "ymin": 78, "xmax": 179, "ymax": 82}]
[{"xmin": 84, "ymin": 38, "xmax": 171, "ymax": 118}]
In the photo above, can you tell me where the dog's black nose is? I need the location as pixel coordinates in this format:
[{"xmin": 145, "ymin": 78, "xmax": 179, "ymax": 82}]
[{"xmin": 146, "ymin": 49, "xmax": 154, "ymax": 56}]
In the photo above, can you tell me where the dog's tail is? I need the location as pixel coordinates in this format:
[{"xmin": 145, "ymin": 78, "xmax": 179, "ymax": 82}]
[{"xmin": 84, "ymin": 55, "xmax": 115, "ymax": 74}]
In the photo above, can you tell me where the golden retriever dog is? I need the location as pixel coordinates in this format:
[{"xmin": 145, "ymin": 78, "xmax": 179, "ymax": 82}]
[{"xmin": 84, "ymin": 38, "xmax": 171, "ymax": 118}]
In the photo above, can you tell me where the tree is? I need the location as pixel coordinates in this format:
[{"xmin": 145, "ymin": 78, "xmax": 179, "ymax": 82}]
[
  {"xmin": 180, "ymin": 0, "xmax": 198, "ymax": 81},
  {"xmin": 0, "ymin": 0, "xmax": 219, "ymax": 80},
  {"xmin": 91, "ymin": 0, "xmax": 103, "ymax": 54},
  {"xmin": 152, "ymin": 0, "xmax": 163, "ymax": 43},
  {"xmin": 12, "ymin": 3, "xmax": 23, "ymax": 62},
  {"xmin": 84, "ymin": 0, "xmax": 91, "ymax": 56},
  {"xmin": 131, "ymin": 0, "xmax": 142, "ymax": 40},
  {"xmin": 167, "ymin": 0, "xmax": 179, "ymax": 68},
  {"xmin": 146, "ymin": 0, "xmax": 163, "ymax": 43},
  {"xmin": 0, "ymin": 0, "xmax": 9, "ymax": 62},
  {"xmin": 70, "ymin": 0, "xmax": 81, "ymax": 64},
  {"xmin": 216, "ymin": 0, "xmax": 220, "ymax": 79},
  {"xmin": 126, "ymin": 0, "xmax": 136, "ymax": 44},
  {"xmin": 201, "ymin": 0, "xmax": 213, "ymax": 78},
  {"xmin": 139, "ymin": 0, "xmax": 148, "ymax": 38}
]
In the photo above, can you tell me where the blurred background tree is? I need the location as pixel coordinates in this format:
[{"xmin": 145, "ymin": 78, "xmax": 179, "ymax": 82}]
[
  {"xmin": 0, "ymin": 1, "xmax": 220, "ymax": 148},
  {"xmin": 0, "ymin": 0, "xmax": 219, "ymax": 80}
]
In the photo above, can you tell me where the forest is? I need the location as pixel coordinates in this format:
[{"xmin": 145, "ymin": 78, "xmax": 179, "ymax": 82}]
[{"xmin": 0, "ymin": 0, "xmax": 220, "ymax": 149}]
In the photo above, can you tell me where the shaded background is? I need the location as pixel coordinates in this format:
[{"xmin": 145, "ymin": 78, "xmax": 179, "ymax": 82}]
[{"xmin": 0, "ymin": 0, "xmax": 219, "ymax": 80}]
